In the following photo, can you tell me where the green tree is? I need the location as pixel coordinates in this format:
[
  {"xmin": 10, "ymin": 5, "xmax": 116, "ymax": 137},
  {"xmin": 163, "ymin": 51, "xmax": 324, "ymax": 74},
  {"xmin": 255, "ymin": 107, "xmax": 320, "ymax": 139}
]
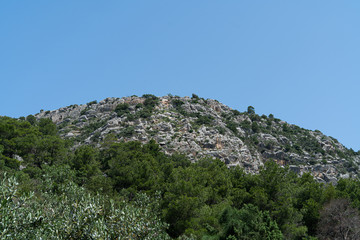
[
  {"xmin": 210, "ymin": 204, "xmax": 283, "ymax": 240},
  {"xmin": 103, "ymin": 141, "xmax": 163, "ymax": 194},
  {"xmin": 114, "ymin": 103, "xmax": 130, "ymax": 117},
  {"xmin": 247, "ymin": 106, "xmax": 255, "ymax": 114},
  {"xmin": 25, "ymin": 114, "xmax": 37, "ymax": 125},
  {"xmin": 0, "ymin": 174, "xmax": 170, "ymax": 239},
  {"xmin": 38, "ymin": 118, "xmax": 57, "ymax": 136},
  {"xmin": 71, "ymin": 145, "xmax": 101, "ymax": 185},
  {"xmin": 254, "ymin": 161, "xmax": 307, "ymax": 238}
]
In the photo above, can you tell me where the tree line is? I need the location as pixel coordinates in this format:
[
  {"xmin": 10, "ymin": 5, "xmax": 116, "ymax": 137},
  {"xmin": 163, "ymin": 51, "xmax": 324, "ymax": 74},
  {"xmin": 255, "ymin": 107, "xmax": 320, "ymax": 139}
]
[{"xmin": 1, "ymin": 116, "xmax": 360, "ymax": 239}]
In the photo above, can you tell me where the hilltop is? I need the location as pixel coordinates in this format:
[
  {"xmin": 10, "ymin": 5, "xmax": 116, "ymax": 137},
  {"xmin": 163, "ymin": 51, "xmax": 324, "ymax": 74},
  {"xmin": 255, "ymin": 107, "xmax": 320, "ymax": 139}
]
[{"xmin": 35, "ymin": 94, "xmax": 360, "ymax": 183}]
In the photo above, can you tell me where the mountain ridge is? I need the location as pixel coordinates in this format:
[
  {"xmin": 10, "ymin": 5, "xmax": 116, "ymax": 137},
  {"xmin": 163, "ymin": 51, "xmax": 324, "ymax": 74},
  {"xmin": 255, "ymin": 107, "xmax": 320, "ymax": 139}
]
[{"xmin": 35, "ymin": 94, "xmax": 360, "ymax": 183}]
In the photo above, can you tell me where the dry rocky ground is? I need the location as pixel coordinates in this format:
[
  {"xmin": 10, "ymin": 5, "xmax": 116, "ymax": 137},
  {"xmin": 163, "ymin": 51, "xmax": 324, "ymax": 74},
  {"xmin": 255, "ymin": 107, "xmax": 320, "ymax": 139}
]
[{"xmin": 36, "ymin": 95, "xmax": 360, "ymax": 183}]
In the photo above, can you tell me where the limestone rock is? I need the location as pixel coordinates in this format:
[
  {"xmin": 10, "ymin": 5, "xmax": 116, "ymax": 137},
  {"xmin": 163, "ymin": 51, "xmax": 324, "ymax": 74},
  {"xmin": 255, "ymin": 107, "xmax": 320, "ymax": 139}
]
[{"xmin": 34, "ymin": 95, "xmax": 360, "ymax": 183}]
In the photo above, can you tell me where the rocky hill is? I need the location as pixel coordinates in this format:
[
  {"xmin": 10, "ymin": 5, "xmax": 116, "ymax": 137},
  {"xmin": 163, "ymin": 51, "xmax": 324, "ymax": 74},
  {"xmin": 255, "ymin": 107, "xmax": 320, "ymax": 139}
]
[{"xmin": 35, "ymin": 94, "xmax": 360, "ymax": 183}]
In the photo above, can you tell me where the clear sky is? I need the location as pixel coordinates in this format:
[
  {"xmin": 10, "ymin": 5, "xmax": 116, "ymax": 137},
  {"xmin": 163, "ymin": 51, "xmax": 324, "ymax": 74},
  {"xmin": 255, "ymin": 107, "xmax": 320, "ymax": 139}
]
[{"xmin": 1, "ymin": 1, "xmax": 359, "ymax": 150}]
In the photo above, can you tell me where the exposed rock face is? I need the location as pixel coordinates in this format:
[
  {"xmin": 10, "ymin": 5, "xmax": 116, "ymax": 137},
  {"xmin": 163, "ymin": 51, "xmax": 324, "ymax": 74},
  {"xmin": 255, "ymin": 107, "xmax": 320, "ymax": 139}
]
[{"xmin": 35, "ymin": 95, "xmax": 360, "ymax": 182}]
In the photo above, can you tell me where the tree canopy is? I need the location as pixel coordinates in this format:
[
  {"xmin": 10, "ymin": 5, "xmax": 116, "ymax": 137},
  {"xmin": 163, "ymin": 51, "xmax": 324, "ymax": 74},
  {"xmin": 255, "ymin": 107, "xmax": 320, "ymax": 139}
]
[{"xmin": 1, "ymin": 116, "xmax": 360, "ymax": 239}]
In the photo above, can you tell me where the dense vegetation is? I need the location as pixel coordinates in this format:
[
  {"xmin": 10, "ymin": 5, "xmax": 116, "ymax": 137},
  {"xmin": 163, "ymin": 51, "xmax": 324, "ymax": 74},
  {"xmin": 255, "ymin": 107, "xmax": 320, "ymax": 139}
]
[{"xmin": 1, "ymin": 116, "xmax": 360, "ymax": 239}]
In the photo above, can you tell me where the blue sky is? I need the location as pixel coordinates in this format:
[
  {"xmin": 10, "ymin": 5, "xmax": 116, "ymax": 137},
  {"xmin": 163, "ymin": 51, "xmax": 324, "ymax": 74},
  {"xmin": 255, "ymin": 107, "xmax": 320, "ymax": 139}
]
[{"xmin": 1, "ymin": 1, "xmax": 359, "ymax": 150}]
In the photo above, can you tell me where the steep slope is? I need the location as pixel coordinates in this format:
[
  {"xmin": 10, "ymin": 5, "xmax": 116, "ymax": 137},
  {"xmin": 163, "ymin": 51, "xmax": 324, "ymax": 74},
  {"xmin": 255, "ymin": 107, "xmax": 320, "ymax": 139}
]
[{"xmin": 35, "ymin": 94, "xmax": 360, "ymax": 182}]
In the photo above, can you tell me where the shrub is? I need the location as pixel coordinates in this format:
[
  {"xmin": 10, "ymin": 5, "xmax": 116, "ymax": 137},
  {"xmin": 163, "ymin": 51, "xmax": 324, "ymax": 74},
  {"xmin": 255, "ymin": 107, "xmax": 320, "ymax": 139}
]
[
  {"xmin": 80, "ymin": 108, "xmax": 88, "ymax": 115},
  {"xmin": 208, "ymin": 204, "xmax": 283, "ymax": 240},
  {"xmin": 87, "ymin": 100, "xmax": 97, "ymax": 105},
  {"xmin": 195, "ymin": 115, "xmax": 214, "ymax": 126},
  {"xmin": 118, "ymin": 126, "xmax": 135, "ymax": 138},
  {"xmin": 216, "ymin": 127, "xmax": 226, "ymax": 135},
  {"xmin": 115, "ymin": 103, "xmax": 130, "ymax": 117},
  {"xmin": 191, "ymin": 93, "xmax": 199, "ymax": 99},
  {"xmin": 172, "ymin": 99, "xmax": 184, "ymax": 108},
  {"xmin": 247, "ymin": 106, "xmax": 255, "ymax": 114},
  {"xmin": 231, "ymin": 109, "xmax": 241, "ymax": 116},
  {"xmin": 240, "ymin": 120, "xmax": 251, "ymax": 131},
  {"xmin": 252, "ymin": 122, "xmax": 260, "ymax": 133},
  {"xmin": 142, "ymin": 94, "xmax": 159, "ymax": 108},
  {"xmin": 26, "ymin": 115, "xmax": 37, "ymax": 125},
  {"xmin": 0, "ymin": 175, "xmax": 170, "ymax": 239},
  {"xmin": 226, "ymin": 121, "xmax": 238, "ymax": 135}
]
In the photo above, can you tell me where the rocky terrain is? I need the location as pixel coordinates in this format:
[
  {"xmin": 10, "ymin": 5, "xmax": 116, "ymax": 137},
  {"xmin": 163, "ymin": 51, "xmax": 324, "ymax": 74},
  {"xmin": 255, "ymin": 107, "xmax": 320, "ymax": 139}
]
[{"xmin": 35, "ymin": 94, "xmax": 360, "ymax": 183}]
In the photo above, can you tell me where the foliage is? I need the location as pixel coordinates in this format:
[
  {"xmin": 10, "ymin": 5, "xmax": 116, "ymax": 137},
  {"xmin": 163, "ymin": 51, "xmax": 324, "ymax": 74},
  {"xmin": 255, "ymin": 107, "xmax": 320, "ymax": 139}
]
[
  {"xmin": 25, "ymin": 115, "xmax": 36, "ymax": 125},
  {"xmin": 317, "ymin": 199, "xmax": 360, "ymax": 240},
  {"xmin": 103, "ymin": 141, "xmax": 164, "ymax": 194},
  {"xmin": 208, "ymin": 204, "xmax": 283, "ymax": 240},
  {"xmin": 114, "ymin": 103, "xmax": 130, "ymax": 117},
  {"xmin": 216, "ymin": 127, "xmax": 226, "ymax": 135},
  {"xmin": 118, "ymin": 125, "xmax": 135, "ymax": 138},
  {"xmin": 335, "ymin": 178, "xmax": 360, "ymax": 208},
  {"xmin": 172, "ymin": 99, "xmax": 185, "ymax": 108},
  {"xmin": 87, "ymin": 100, "xmax": 97, "ymax": 105},
  {"xmin": 251, "ymin": 122, "xmax": 259, "ymax": 133},
  {"xmin": 2, "ymin": 116, "xmax": 360, "ymax": 239},
  {"xmin": 239, "ymin": 120, "xmax": 251, "ymax": 131},
  {"xmin": 247, "ymin": 106, "xmax": 255, "ymax": 114},
  {"xmin": 191, "ymin": 93, "xmax": 199, "ymax": 99},
  {"xmin": 38, "ymin": 118, "xmax": 58, "ymax": 136},
  {"xmin": 71, "ymin": 145, "xmax": 101, "ymax": 185},
  {"xmin": 142, "ymin": 94, "xmax": 159, "ymax": 108},
  {"xmin": 226, "ymin": 120, "xmax": 238, "ymax": 135},
  {"xmin": 0, "ymin": 116, "xmax": 67, "ymax": 168},
  {"xmin": 0, "ymin": 174, "xmax": 170, "ymax": 239},
  {"xmin": 195, "ymin": 115, "xmax": 214, "ymax": 126},
  {"xmin": 231, "ymin": 109, "xmax": 241, "ymax": 116},
  {"xmin": 82, "ymin": 119, "xmax": 107, "ymax": 136}
]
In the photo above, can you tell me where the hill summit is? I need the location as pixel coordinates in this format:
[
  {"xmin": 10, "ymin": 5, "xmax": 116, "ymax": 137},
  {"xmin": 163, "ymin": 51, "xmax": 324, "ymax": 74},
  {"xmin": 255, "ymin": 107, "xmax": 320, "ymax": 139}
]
[{"xmin": 36, "ymin": 94, "xmax": 360, "ymax": 183}]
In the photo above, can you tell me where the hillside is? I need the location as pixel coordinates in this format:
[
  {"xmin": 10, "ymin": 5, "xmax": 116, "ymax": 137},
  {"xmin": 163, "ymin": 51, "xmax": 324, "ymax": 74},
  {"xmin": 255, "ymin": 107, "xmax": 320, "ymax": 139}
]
[
  {"xmin": 35, "ymin": 94, "xmax": 360, "ymax": 183},
  {"xmin": 2, "ymin": 95, "xmax": 360, "ymax": 239}
]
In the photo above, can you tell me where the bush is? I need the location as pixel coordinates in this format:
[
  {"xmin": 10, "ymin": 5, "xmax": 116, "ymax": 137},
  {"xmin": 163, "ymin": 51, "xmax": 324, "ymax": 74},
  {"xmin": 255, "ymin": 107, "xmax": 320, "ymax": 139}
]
[
  {"xmin": 80, "ymin": 108, "xmax": 88, "ymax": 115},
  {"xmin": 87, "ymin": 100, "xmax": 97, "ymax": 105},
  {"xmin": 83, "ymin": 120, "xmax": 107, "ymax": 135},
  {"xmin": 172, "ymin": 99, "xmax": 184, "ymax": 108},
  {"xmin": 251, "ymin": 122, "xmax": 259, "ymax": 133},
  {"xmin": 195, "ymin": 115, "xmax": 214, "ymax": 126},
  {"xmin": 208, "ymin": 204, "xmax": 283, "ymax": 240},
  {"xmin": 231, "ymin": 109, "xmax": 241, "ymax": 116},
  {"xmin": 191, "ymin": 94, "xmax": 199, "ymax": 99},
  {"xmin": 240, "ymin": 120, "xmax": 251, "ymax": 131},
  {"xmin": 226, "ymin": 121, "xmax": 238, "ymax": 135},
  {"xmin": 26, "ymin": 115, "xmax": 37, "ymax": 125},
  {"xmin": 216, "ymin": 127, "xmax": 226, "ymax": 135},
  {"xmin": 115, "ymin": 103, "xmax": 130, "ymax": 117},
  {"xmin": 247, "ymin": 106, "xmax": 255, "ymax": 114},
  {"xmin": 118, "ymin": 126, "xmax": 135, "ymax": 138},
  {"xmin": 3, "ymin": 156, "xmax": 20, "ymax": 170},
  {"xmin": 0, "ymin": 174, "xmax": 170, "ymax": 239},
  {"xmin": 142, "ymin": 94, "xmax": 159, "ymax": 108}
]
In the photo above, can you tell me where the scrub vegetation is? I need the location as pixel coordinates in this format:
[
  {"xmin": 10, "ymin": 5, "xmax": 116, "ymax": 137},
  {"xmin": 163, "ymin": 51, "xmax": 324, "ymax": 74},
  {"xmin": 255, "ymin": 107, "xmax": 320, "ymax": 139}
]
[{"xmin": 1, "ymin": 116, "xmax": 360, "ymax": 239}]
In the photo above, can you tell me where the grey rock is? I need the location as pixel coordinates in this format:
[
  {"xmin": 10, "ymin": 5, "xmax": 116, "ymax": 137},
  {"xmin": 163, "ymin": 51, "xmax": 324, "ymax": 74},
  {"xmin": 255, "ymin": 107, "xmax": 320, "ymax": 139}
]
[{"xmin": 35, "ymin": 95, "xmax": 359, "ymax": 183}]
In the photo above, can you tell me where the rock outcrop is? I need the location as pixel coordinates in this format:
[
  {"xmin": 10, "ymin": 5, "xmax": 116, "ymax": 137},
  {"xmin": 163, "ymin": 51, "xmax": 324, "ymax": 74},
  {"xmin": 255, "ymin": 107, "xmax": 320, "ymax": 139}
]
[{"xmin": 35, "ymin": 95, "xmax": 360, "ymax": 182}]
